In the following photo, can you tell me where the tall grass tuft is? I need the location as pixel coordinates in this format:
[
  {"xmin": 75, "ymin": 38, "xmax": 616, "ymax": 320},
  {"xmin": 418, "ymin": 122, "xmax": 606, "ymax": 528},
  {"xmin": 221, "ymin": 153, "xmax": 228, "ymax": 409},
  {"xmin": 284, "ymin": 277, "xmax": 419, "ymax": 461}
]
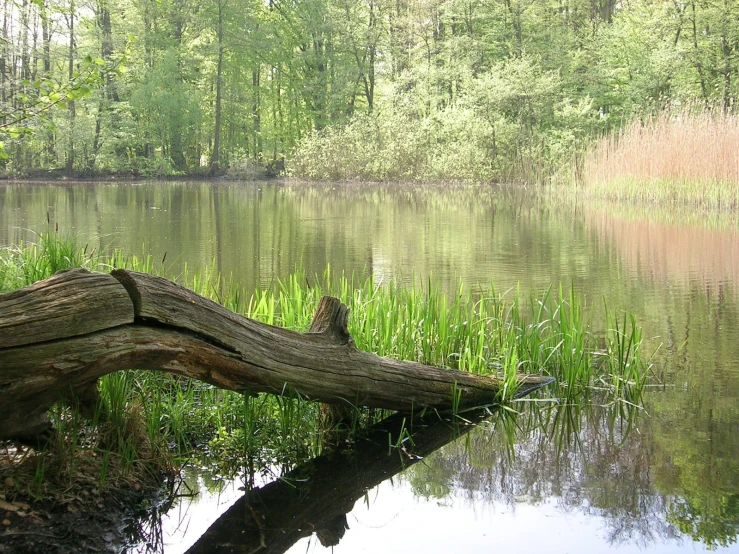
[
  {"xmin": 0, "ymin": 227, "xmax": 101, "ymax": 292},
  {"xmin": 582, "ymin": 110, "xmax": 739, "ymax": 209}
]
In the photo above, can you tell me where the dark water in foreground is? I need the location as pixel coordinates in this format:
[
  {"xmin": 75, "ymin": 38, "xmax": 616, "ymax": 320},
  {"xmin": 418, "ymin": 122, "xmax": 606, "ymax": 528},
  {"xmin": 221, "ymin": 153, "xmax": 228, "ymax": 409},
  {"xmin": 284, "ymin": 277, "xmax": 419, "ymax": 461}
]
[{"xmin": 2, "ymin": 181, "xmax": 739, "ymax": 553}]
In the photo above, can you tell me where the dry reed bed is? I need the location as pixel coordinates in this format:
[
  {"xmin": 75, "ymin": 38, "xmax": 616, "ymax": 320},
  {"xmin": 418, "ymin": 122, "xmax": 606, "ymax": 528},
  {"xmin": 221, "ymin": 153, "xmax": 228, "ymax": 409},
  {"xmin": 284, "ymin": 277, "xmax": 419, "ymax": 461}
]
[{"xmin": 583, "ymin": 112, "xmax": 739, "ymax": 208}]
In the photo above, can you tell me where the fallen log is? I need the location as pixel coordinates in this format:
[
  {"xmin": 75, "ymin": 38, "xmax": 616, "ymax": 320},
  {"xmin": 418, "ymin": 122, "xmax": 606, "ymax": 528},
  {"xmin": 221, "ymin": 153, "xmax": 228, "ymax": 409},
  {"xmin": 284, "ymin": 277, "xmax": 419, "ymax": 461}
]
[{"xmin": 0, "ymin": 268, "xmax": 553, "ymax": 443}]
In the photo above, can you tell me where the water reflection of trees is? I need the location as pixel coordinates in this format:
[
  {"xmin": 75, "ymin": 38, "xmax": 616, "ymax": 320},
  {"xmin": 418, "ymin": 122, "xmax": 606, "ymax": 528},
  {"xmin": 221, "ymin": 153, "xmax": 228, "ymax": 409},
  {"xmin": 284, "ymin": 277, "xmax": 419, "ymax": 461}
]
[
  {"xmin": 0, "ymin": 182, "xmax": 609, "ymax": 298},
  {"xmin": 7, "ymin": 183, "xmax": 739, "ymax": 550},
  {"xmin": 578, "ymin": 203, "xmax": 739, "ymax": 549},
  {"xmin": 403, "ymin": 398, "xmax": 739, "ymax": 549}
]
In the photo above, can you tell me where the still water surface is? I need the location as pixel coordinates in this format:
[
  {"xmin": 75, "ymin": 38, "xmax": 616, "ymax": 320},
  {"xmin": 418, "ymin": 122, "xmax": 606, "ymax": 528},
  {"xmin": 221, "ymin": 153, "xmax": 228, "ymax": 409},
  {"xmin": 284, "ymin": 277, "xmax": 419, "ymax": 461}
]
[{"xmin": 1, "ymin": 181, "xmax": 738, "ymax": 553}]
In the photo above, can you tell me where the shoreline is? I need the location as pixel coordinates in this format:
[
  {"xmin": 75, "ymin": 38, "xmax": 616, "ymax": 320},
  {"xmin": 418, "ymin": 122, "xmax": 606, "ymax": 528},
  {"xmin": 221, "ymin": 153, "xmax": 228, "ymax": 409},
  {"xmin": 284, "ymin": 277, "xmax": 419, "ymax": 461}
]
[{"xmin": 0, "ymin": 174, "xmax": 284, "ymax": 185}]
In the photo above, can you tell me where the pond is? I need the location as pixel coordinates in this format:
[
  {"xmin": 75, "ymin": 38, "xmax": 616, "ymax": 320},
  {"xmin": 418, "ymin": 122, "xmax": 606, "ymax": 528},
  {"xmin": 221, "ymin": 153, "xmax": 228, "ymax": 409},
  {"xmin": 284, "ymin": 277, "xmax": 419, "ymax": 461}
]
[{"xmin": 1, "ymin": 180, "xmax": 738, "ymax": 553}]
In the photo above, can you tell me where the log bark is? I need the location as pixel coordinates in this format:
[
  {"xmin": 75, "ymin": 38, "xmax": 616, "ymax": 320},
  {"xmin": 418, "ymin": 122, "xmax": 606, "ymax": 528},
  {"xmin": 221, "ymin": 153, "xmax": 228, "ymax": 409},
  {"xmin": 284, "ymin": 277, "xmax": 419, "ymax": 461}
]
[{"xmin": 0, "ymin": 269, "xmax": 553, "ymax": 443}]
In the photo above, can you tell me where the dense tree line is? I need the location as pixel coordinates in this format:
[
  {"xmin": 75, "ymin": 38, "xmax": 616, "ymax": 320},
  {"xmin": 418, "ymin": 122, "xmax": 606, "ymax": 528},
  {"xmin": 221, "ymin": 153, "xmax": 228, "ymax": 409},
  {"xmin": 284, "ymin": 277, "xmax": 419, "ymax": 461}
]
[{"xmin": 1, "ymin": 0, "xmax": 737, "ymax": 179}]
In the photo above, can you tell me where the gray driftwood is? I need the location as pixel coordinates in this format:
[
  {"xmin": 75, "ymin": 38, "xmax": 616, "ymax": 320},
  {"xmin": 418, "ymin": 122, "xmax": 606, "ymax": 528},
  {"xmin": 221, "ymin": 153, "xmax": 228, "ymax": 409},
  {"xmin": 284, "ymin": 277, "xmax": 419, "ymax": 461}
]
[{"xmin": 0, "ymin": 269, "xmax": 553, "ymax": 443}]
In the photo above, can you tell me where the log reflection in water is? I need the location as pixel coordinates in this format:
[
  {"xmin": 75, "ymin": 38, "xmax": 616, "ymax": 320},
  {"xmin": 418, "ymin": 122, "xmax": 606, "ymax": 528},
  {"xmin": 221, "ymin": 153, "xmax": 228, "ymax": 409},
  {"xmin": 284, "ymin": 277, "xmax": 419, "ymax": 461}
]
[{"xmin": 185, "ymin": 409, "xmax": 496, "ymax": 554}]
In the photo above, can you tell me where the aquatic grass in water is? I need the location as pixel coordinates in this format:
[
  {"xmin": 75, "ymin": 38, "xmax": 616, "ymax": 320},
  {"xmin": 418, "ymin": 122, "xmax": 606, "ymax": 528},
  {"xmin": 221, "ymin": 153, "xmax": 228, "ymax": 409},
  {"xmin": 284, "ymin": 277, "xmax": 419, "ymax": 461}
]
[
  {"xmin": 600, "ymin": 305, "xmax": 649, "ymax": 402},
  {"xmin": 0, "ymin": 234, "xmax": 651, "ymax": 488}
]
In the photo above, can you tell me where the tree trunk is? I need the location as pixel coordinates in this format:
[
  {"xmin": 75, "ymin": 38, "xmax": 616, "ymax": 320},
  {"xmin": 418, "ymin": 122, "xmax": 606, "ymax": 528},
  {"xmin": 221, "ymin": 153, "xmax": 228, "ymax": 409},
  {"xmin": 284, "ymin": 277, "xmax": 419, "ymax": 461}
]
[
  {"xmin": 40, "ymin": 0, "xmax": 56, "ymax": 165},
  {"xmin": 720, "ymin": 0, "xmax": 733, "ymax": 112},
  {"xmin": 252, "ymin": 66, "xmax": 261, "ymax": 160},
  {"xmin": 0, "ymin": 269, "xmax": 552, "ymax": 445},
  {"xmin": 90, "ymin": 1, "xmax": 117, "ymax": 172},
  {"xmin": 0, "ymin": 0, "xmax": 8, "ymax": 109},
  {"xmin": 65, "ymin": 0, "xmax": 76, "ymax": 176},
  {"xmin": 209, "ymin": 0, "xmax": 224, "ymax": 175}
]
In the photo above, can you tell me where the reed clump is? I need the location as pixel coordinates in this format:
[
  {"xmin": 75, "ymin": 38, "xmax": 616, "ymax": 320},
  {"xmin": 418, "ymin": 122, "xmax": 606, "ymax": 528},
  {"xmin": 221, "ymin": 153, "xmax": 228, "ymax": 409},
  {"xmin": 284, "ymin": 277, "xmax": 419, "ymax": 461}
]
[{"xmin": 582, "ymin": 110, "xmax": 739, "ymax": 209}]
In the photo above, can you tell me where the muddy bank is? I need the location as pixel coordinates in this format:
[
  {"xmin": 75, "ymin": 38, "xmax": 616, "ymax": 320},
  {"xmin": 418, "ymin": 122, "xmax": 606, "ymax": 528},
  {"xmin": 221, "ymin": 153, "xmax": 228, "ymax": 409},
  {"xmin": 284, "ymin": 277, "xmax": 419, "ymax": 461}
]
[
  {"xmin": 0, "ymin": 161, "xmax": 285, "ymax": 183},
  {"xmin": 1, "ymin": 490, "xmax": 144, "ymax": 553},
  {"xmin": 0, "ymin": 445, "xmax": 174, "ymax": 554}
]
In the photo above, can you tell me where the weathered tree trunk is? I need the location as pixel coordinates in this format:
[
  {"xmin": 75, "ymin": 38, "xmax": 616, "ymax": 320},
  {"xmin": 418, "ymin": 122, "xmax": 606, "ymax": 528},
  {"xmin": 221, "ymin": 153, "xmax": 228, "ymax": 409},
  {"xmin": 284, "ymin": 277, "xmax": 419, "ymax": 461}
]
[{"xmin": 0, "ymin": 269, "xmax": 553, "ymax": 444}]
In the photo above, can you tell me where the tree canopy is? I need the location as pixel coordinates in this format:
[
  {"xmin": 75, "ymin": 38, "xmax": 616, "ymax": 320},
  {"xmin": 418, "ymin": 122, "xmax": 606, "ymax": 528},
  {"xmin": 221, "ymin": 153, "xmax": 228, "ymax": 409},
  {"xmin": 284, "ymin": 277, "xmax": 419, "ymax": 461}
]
[{"xmin": 1, "ymin": 0, "xmax": 737, "ymax": 178}]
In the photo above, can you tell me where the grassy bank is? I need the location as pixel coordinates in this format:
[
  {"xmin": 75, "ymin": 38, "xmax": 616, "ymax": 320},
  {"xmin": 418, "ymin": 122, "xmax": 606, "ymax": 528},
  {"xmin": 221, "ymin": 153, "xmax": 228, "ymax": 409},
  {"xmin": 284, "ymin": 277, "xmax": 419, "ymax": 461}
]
[
  {"xmin": 0, "ymin": 232, "xmax": 650, "ymax": 499},
  {"xmin": 580, "ymin": 111, "xmax": 739, "ymax": 209}
]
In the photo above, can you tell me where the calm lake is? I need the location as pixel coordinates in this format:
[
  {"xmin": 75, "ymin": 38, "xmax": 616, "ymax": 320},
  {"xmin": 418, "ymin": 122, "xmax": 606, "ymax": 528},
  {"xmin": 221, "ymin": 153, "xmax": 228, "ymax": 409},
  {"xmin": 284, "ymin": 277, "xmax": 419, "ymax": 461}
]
[{"xmin": 1, "ymin": 180, "xmax": 738, "ymax": 553}]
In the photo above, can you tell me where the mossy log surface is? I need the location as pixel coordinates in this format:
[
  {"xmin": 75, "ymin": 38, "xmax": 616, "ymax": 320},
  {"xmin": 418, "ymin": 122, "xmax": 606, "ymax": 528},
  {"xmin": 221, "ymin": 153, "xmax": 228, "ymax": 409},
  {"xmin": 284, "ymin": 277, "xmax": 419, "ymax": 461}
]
[{"xmin": 0, "ymin": 269, "xmax": 553, "ymax": 443}]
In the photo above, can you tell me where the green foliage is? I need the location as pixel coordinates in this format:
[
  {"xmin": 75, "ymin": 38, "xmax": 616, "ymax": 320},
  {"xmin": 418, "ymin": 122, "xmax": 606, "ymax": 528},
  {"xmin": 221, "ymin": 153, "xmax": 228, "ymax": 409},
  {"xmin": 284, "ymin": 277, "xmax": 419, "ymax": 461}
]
[
  {"xmin": 3, "ymin": 0, "xmax": 738, "ymax": 179},
  {"xmin": 125, "ymin": 49, "xmax": 203, "ymax": 174},
  {"xmin": 0, "ymin": 41, "xmax": 129, "ymax": 164},
  {"xmin": 290, "ymin": 44, "xmax": 599, "ymax": 183},
  {"xmin": 289, "ymin": 111, "xmax": 430, "ymax": 182}
]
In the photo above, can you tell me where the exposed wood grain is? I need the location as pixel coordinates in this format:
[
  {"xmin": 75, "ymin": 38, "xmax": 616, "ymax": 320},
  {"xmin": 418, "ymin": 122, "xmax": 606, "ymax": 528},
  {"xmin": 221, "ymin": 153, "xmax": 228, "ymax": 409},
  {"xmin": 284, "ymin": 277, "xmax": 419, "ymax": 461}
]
[{"xmin": 0, "ymin": 269, "xmax": 134, "ymax": 348}]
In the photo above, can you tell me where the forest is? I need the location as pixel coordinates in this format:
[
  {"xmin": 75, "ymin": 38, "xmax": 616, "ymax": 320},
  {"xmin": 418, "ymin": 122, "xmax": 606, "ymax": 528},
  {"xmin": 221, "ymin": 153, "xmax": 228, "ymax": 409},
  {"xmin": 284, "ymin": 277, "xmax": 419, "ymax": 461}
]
[{"xmin": 1, "ymin": 0, "xmax": 738, "ymax": 182}]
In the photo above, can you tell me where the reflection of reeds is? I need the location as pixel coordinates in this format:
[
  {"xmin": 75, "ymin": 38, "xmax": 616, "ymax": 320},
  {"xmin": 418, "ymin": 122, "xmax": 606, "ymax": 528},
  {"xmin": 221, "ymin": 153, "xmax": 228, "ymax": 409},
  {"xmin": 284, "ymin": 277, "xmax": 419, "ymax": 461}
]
[
  {"xmin": 583, "ymin": 111, "xmax": 739, "ymax": 208},
  {"xmin": 585, "ymin": 207, "xmax": 739, "ymax": 288}
]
